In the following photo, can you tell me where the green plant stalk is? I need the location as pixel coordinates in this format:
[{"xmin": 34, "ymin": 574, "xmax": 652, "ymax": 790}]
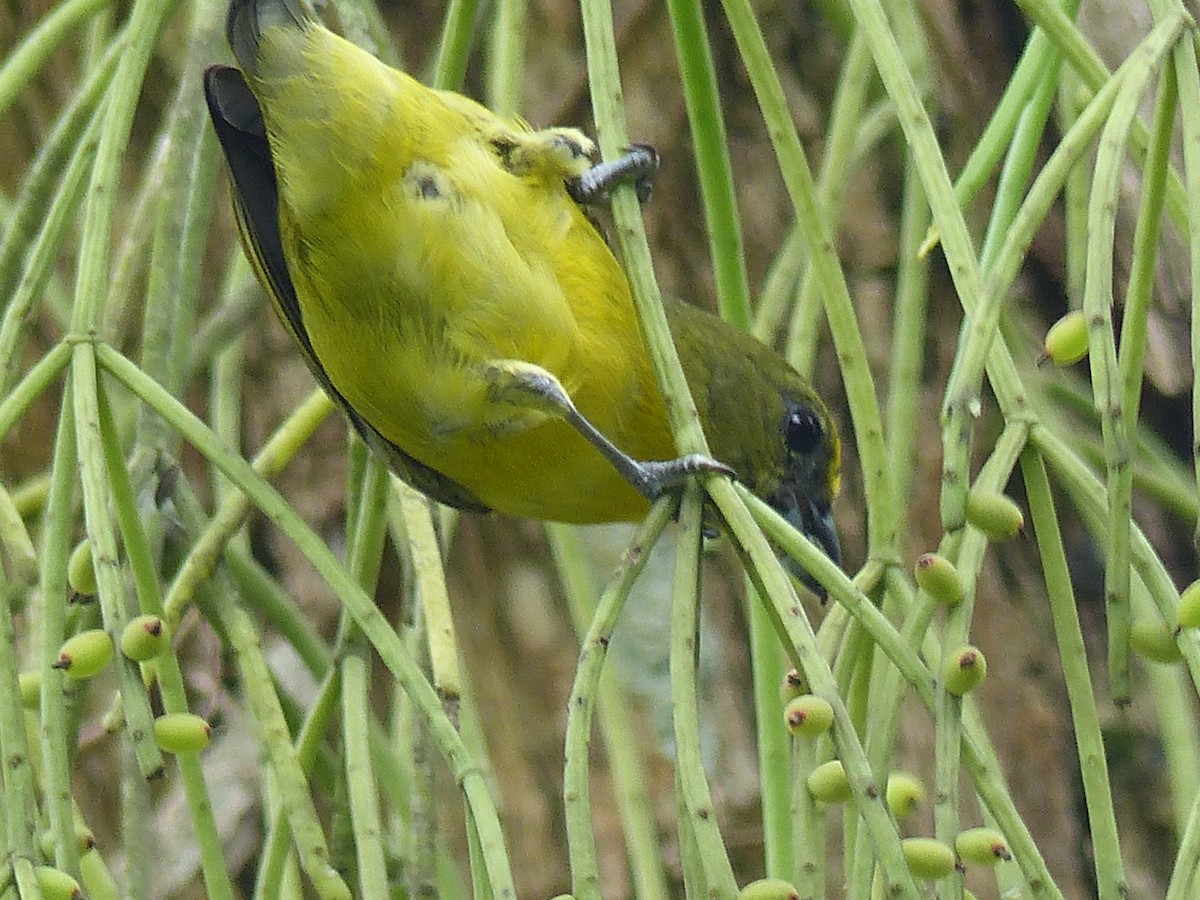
[
  {"xmin": 884, "ymin": 159, "xmax": 931, "ymax": 520},
  {"xmin": 251, "ymin": 660, "xmax": 345, "ymax": 900},
  {"xmin": 94, "ymin": 381, "xmax": 236, "ymax": 899},
  {"xmin": 717, "ymin": 483, "xmax": 922, "ymax": 898},
  {"xmin": 927, "ymin": 426, "xmax": 1028, "ymax": 898},
  {"xmin": 718, "ymin": 0, "xmax": 893, "ymax": 555},
  {"xmin": 1082, "ymin": 26, "xmax": 1174, "ymax": 704},
  {"xmin": 0, "ymin": 342, "xmax": 70, "ymax": 445},
  {"xmin": 1014, "ymin": 0, "xmax": 1190, "ymax": 237},
  {"xmin": 485, "ymin": 0, "xmax": 525, "ymax": 117},
  {"xmin": 70, "ymin": 0, "xmax": 179, "ymax": 334},
  {"xmin": 665, "ymin": 0, "xmax": 750, "ymax": 330},
  {"xmin": 1059, "ymin": 68, "xmax": 1090, "ymax": 305},
  {"xmin": 12, "ymin": 857, "xmax": 44, "ymax": 900},
  {"xmin": 342, "ymin": 457, "xmax": 391, "ymax": 898},
  {"xmin": 547, "ymin": 523, "xmax": 671, "ymax": 900},
  {"xmin": 1171, "ymin": 23, "xmax": 1200, "ymax": 540},
  {"xmin": 101, "ymin": 139, "xmax": 172, "ymax": 343},
  {"xmin": 671, "ymin": 483, "xmax": 737, "ymax": 896},
  {"xmin": 561, "ymin": 501, "xmax": 674, "ymax": 899},
  {"xmin": 343, "ymin": 650, "xmax": 386, "ymax": 897},
  {"xmin": 580, "ymin": 0, "xmax": 712, "ymax": 462},
  {"xmin": 790, "ymin": 732, "xmax": 827, "ymax": 898},
  {"xmin": 1117, "ymin": 52, "xmax": 1176, "ymax": 685},
  {"xmin": 748, "ymin": 578, "xmax": 794, "ymax": 880},
  {"xmin": 786, "ymin": 27, "xmax": 873, "ymax": 377},
  {"xmin": 430, "ymin": 0, "xmax": 478, "ymax": 91},
  {"xmin": 0, "ymin": 0, "xmax": 111, "ymax": 120},
  {"xmin": 143, "ymin": 0, "xmax": 222, "ymax": 406},
  {"xmin": 0, "ymin": 576, "xmax": 37, "ymax": 863},
  {"xmin": 751, "ymin": 225, "xmax": 804, "ymax": 346},
  {"xmin": 932, "ymin": 0, "xmax": 1081, "ymax": 242},
  {"xmin": 163, "ymin": 388, "xmax": 334, "ymax": 624},
  {"xmin": 830, "ymin": 0, "xmax": 983, "ymax": 535},
  {"xmin": 977, "ymin": 48, "xmax": 1061, "ymax": 275},
  {"xmin": 1021, "ymin": 449, "xmax": 1126, "ymax": 897},
  {"xmin": 395, "ymin": 481, "xmax": 461, "ymax": 702},
  {"xmin": 1034, "ymin": 425, "xmax": 1200, "ymax": 691},
  {"xmin": 1149, "ymin": 662, "xmax": 1200, "ymax": 838},
  {"xmin": 1166, "ymin": 781, "xmax": 1200, "ymax": 900},
  {"xmin": 838, "ymin": 618, "xmax": 875, "ymax": 899},
  {"xmin": 464, "ymin": 798, "xmax": 496, "ymax": 900},
  {"xmin": 0, "ymin": 38, "xmax": 120, "ymax": 367},
  {"xmin": 211, "ymin": 343, "xmax": 248, "ymax": 539},
  {"xmin": 72, "ymin": 345, "xmax": 164, "ymax": 780},
  {"xmin": 37, "ymin": 392, "xmax": 80, "ymax": 875},
  {"xmin": 96, "ymin": 343, "xmax": 517, "ymax": 894},
  {"xmin": 1, "ymin": 113, "xmax": 99, "ymax": 393}
]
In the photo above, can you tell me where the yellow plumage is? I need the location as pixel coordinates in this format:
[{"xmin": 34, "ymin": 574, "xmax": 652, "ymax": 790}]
[{"xmin": 205, "ymin": 0, "xmax": 842, "ymax": 567}]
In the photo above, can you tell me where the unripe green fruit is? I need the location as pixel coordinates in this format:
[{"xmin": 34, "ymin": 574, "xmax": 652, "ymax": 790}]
[
  {"xmin": 784, "ymin": 695, "xmax": 834, "ymax": 738},
  {"xmin": 807, "ymin": 760, "xmax": 852, "ymax": 803},
  {"xmin": 779, "ymin": 668, "xmax": 808, "ymax": 704},
  {"xmin": 736, "ymin": 878, "xmax": 800, "ymax": 899},
  {"xmin": 34, "ymin": 866, "xmax": 82, "ymax": 900},
  {"xmin": 67, "ymin": 539, "xmax": 98, "ymax": 597},
  {"xmin": 955, "ymin": 827, "xmax": 1012, "ymax": 866},
  {"xmin": 18, "ymin": 671, "xmax": 41, "ymax": 709},
  {"xmin": 944, "ymin": 645, "xmax": 987, "ymax": 696},
  {"xmin": 1130, "ymin": 619, "xmax": 1182, "ymax": 664},
  {"xmin": 965, "ymin": 491, "xmax": 1024, "ymax": 540},
  {"xmin": 914, "ymin": 553, "xmax": 964, "ymax": 605},
  {"xmin": 39, "ymin": 822, "xmax": 95, "ymax": 857},
  {"xmin": 1043, "ymin": 310, "xmax": 1089, "ymax": 366},
  {"xmin": 1177, "ymin": 580, "xmax": 1200, "ymax": 630},
  {"xmin": 53, "ymin": 629, "xmax": 114, "ymax": 680},
  {"xmin": 120, "ymin": 615, "xmax": 169, "ymax": 661},
  {"xmin": 902, "ymin": 837, "xmax": 956, "ymax": 880},
  {"xmin": 886, "ymin": 771, "xmax": 927, "ymax": 819},
  {"xmin": 153, "ymin": 712, "xmax": 212, "ymax": 754}
]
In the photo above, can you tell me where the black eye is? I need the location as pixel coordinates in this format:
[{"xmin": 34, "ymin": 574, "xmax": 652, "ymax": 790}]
[{"xmin": 785, "ymin": 407, "xmax": 822, "ymax": 454}]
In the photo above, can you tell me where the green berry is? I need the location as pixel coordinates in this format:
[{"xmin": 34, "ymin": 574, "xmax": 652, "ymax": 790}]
[
  {"xmin": 784, "ymin": 695, "xmax": 834, "ymax": 738},
  {"xmin": 806, "ymin": 760, "xmax": 852, "ymax": 803},
  {"xmin": 965, "ymin": 490, "xmax": 1024, "ymax": 540},
  {"xmin": 1042, "ymin": 310, "xmax": 1089, "ymax": 366},
  {"xmin": 18, "ymin": 671, "xmax": 41, "ymax": 710},
  {"xmin": 1177, "ymin": 580, "xmax": 1200, "ymax": 630},
  {"xmin": 34, "ymin": 866, "xmax": 82, "ymax": 900},
  {"xmin": 914, "ymin": 553, "xmax": 964, "ymax": 605},
  {"xmin": 736, "ymin": 878, "xmax": 800, "ymax": 899},
  {"xmin": 120, "ymin": 615, "xmax": 169, "ymax": 661},
  {"xmin": 943, "ymin": 645, "xmax": 987, "ymax": 696},
  {"xmin": 67, "ymin": 539, "xmax": 98, "ymax": 597},
  {"xmin": 1130, "ymin": 619, "xmax": 1182, "ymax": 664},
  {"xmin": 778, "ymin": 667, "xmax": 808, "ymax": 704},
  {"xmin": 53, "ymin": 629, "xmax": 114, "ymax": 680},
  {"xmin": 153, "ymin": 712, "xmax": 212, "ymax": 754},
  {"xmin": 902, "ymin": 837, "xmax": 956, "ymax": 880},
  {"xmin": 955, "ymin": 827, "xmax": 1012, "ymax": 866},
  {"xmin": 886, "ymin": 771, "xmax": 927, "ymax": 819}
]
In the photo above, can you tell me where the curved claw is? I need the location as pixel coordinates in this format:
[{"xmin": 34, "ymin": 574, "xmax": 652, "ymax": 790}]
[{"xmin": 630, "ymin": 453, "xmax": 737, "ymax": 501}]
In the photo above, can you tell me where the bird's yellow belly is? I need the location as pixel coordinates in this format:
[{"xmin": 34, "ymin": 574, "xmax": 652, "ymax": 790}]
[{"xmin": 302, "ymin": 295, "xmax": 663, "ymax": 523}]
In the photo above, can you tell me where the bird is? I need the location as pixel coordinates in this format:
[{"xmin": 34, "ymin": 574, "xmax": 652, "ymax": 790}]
[{"xmin": 203, "ymin": 0, "xmax": 842, "ymax": 575}]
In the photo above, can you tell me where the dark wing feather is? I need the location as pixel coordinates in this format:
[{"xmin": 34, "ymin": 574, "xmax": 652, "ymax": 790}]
[{"xmin": 203, "ymin": 65, "xmax": 491, "ymax": 513}]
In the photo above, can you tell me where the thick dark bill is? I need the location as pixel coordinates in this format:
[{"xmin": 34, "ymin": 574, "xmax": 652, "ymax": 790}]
[{"xmin": 782, "ymin": 496, "xmax": 841, "ymax": 599}]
